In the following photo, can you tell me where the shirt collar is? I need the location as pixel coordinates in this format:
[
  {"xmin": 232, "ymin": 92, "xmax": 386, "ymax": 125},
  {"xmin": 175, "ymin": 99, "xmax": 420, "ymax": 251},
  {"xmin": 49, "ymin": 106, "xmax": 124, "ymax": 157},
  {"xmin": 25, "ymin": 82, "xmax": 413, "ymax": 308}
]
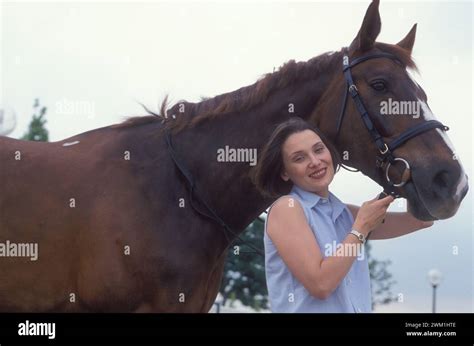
[{"xmin": 290, "ymin": 184, "xmax": 347, "ymax": 223}]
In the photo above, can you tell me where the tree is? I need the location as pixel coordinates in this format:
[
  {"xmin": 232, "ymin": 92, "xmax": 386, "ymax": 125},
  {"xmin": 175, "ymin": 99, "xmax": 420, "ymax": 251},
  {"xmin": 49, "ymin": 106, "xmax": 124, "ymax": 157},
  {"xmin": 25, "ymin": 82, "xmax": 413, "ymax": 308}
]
[
  {"xmin": 21, "ymin": 98, "xmax": 48, "ymax": 142},
  {"xmin": 220, "ymin": 217, "xmax": 268, "ymax": 310},
  {"xmin": 366, "ymin": 241, "xmax": 397, "ymax": 309}
]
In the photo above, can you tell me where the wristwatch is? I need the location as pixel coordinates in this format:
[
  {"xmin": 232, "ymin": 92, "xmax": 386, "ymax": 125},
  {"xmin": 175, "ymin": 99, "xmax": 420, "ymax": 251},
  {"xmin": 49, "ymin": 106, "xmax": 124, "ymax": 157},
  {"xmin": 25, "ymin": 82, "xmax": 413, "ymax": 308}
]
[{"xmin": 350, "ymin": 229, "xmax": 366, "ymax": 244}]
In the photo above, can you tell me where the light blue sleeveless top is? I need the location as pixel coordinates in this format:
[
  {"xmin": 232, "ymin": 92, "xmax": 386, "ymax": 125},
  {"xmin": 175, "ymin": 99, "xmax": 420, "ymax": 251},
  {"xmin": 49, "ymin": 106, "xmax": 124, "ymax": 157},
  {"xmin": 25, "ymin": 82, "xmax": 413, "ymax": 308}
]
[{"xmin": 264, "ymin": 185, "xmax": 372, "ymax": 313}]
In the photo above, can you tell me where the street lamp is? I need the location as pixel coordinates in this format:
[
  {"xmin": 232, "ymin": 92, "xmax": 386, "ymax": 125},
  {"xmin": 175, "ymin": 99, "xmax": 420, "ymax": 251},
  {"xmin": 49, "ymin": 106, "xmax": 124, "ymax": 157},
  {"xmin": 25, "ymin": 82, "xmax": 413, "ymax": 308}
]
[
  {"xmin": 428, "ymin": 269, "xmax": 442, "ymax": 313},
  {"xmin": 214, "ymin": 293, "xmax": 224, "ymax": 313}
]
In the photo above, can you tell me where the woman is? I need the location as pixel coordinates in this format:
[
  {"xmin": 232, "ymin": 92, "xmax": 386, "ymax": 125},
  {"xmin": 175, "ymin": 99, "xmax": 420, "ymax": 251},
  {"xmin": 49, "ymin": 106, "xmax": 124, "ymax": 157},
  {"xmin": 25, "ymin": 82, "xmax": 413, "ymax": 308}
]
[{"xmin": 253, "ymin": 117, "xmax": 434, "ymax": 313}]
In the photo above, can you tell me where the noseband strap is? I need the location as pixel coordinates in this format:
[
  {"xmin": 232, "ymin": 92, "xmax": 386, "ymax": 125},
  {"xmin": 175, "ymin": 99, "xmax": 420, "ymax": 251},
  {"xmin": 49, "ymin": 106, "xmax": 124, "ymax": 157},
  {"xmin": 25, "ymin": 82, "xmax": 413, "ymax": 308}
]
[{"xmin": 388, "ymin": 120, "xmax": 449, "ymax": 152}]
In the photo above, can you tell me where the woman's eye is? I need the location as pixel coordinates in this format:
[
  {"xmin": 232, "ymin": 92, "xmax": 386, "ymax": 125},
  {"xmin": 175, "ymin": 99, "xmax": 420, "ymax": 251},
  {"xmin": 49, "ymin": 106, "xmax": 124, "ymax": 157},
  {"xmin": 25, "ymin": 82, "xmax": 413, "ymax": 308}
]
[
  {"xmin": 294, "ymin": 156, "xmax": 304, "ymax": 162},
  {"xmin": 315, "ymin": 147, "xmax": 324, "ymax": 153},
  {"xmin": 371, "ymin": 81, "xmax": 386, "ymax": 91}
]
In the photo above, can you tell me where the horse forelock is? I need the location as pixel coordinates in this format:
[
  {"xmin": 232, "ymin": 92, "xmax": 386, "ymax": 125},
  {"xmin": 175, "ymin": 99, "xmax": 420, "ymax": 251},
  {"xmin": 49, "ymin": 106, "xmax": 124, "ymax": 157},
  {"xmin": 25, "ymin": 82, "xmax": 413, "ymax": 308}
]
[{"xmin": 373, "ymin": 42, "xmax": 418, "ymax": 72}]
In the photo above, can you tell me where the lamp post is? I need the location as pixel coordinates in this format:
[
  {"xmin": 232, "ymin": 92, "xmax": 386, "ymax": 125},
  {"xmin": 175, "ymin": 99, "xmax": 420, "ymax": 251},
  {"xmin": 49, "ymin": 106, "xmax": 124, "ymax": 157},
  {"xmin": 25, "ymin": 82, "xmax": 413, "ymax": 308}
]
[
  {"xmin": 214, "ymin": 293, "xmax": 224, "ymax": 313},
  {"xmin": 428, "ymin": 269, "xmax": 442, "ymax": 313}
]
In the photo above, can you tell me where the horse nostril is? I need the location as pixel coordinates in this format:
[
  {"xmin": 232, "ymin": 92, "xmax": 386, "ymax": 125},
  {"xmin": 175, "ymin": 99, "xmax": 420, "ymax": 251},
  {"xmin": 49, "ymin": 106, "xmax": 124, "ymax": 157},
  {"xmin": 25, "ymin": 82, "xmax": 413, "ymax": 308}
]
[
  {"xmin": 432, "ymin": 170, "xmax": 450, "ymax": 198},
  {"xmin": 433, "ymin": 171, "xmax": 449, "ymax": 189}
]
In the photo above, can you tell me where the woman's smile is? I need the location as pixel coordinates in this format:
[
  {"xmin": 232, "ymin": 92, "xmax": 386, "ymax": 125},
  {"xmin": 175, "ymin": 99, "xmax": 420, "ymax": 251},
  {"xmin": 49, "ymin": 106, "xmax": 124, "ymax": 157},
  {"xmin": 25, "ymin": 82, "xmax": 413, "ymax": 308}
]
[{"xmin": 309, "ymin": 167, "xmax": 327, "ymax": 180}]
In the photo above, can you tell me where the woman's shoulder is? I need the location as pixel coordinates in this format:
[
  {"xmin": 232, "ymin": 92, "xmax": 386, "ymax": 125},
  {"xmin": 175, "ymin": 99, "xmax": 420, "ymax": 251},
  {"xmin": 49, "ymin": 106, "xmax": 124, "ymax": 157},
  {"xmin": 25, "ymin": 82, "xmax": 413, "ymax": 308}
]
[
  {"xmin": 267, "ymin": 195, "xmax": 307, "ymax": 225},
  {"xmin": 270, "ymin": 195, "xmax": 303, "ymax": 211},
  {"xmin": 266, "ymin": 195, "xmax": 310, "ymax": 238}
]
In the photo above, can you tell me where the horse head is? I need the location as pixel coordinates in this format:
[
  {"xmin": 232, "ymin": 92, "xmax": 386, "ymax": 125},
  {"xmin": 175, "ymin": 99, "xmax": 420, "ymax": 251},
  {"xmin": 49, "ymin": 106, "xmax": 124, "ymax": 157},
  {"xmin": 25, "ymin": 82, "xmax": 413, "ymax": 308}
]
[{"xmin": 313, "ymin": 0, "xmax": 468, "ymax": 221}]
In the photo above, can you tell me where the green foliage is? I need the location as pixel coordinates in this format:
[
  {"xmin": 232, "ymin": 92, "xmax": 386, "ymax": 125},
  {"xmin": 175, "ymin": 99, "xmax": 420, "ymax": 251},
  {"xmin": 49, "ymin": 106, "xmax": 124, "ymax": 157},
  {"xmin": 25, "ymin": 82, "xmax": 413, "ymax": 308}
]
[
  {"xmin": 21, "ymin": 98, "xmax": 48, "ymax": 142},
  {"xmin": 220, "ymin": 218, "xmax": 268, "ymax": 310},
  {"xmin": 366, "ymin": 241, "xmax": 397, "ymax": 309}
]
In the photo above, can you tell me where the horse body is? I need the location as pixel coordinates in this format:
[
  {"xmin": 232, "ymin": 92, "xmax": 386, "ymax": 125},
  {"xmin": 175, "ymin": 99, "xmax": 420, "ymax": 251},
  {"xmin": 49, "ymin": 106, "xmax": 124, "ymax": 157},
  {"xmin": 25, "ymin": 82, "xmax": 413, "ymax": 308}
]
[{"xmin": 0, "ymin": 128, "xmax": 228, "ymax": 312}]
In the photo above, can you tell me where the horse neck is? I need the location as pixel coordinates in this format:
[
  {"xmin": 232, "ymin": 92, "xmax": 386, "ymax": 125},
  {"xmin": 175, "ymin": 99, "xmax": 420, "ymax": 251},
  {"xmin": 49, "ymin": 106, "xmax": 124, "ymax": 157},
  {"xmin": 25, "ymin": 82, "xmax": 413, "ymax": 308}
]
[{"xmin": 170, "ymin": 52, "xmax": 342, "ymax": 232}]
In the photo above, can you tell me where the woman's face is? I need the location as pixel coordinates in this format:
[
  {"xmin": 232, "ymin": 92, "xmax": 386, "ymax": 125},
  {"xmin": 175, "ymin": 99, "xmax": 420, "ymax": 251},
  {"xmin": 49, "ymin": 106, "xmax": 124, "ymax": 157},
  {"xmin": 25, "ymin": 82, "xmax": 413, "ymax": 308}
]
[{"xmin": 280, "ymin": 129, "xmax": 335, "ymax": 197}]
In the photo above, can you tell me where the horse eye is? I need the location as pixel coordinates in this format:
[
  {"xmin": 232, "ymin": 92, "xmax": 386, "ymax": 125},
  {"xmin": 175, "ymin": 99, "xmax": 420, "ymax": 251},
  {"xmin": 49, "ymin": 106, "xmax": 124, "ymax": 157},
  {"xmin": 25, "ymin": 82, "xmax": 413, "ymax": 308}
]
[{"xmin": 371, "ymin": 81, "xmax": 386, "ymax": 91}]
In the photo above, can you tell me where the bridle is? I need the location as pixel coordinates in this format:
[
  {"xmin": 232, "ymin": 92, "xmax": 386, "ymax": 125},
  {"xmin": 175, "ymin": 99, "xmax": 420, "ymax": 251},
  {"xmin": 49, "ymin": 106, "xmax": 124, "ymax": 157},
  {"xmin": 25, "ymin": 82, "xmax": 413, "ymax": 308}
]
[{"xmin": 334, "ymin": 50, "xmax": 449, "ymax": 196}]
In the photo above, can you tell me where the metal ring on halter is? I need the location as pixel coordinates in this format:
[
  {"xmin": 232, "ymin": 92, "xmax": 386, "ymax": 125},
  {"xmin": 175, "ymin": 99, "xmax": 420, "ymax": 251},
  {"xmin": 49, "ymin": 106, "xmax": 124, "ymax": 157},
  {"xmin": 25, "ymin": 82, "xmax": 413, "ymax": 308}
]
[{"xmin": 385, "ymin": 157, "xmax": 411, "ymax": 187}]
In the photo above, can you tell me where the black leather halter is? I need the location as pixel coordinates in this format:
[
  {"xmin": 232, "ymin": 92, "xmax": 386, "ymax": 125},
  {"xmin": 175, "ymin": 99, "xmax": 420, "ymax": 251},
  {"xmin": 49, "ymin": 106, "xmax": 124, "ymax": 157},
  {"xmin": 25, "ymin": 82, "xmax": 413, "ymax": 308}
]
[{"xmin": 335, "ymin": 51, "xmax": 449, "ymax": 195}]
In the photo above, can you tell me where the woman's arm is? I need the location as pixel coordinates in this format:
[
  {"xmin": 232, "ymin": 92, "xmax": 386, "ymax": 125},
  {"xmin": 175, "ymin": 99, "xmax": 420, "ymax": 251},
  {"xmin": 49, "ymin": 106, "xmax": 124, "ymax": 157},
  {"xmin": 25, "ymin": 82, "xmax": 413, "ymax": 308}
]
[
  {"xmin": 346, "ymin": 204, "xmax": 434, "ymax": 240},
  {"xmin": 267, "ymin": 196, "xmax": 369, "ymax": 300}
]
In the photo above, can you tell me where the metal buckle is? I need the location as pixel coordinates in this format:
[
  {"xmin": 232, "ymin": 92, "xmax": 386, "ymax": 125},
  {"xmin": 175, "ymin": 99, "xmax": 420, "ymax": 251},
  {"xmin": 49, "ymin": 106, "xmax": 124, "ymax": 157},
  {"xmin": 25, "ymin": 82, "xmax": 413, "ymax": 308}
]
[
  {"xmin": 349, "ymin": 84, "xmax": 358, "ymax": 94},
  {"xmin": 385, "ymin": 157, "xmax": 411, "ymax": 187},
  {"xmin": 379, "ymin": 143, "xmax": 389, "ymax": 155}
]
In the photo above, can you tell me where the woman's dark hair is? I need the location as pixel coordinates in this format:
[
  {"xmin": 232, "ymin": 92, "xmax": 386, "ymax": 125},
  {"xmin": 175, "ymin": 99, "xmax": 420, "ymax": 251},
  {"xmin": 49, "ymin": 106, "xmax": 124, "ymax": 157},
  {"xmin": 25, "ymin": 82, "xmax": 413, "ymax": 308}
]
[{"xmin": 252, "ymin": 117, "xmax": 341, "ymax": 198}]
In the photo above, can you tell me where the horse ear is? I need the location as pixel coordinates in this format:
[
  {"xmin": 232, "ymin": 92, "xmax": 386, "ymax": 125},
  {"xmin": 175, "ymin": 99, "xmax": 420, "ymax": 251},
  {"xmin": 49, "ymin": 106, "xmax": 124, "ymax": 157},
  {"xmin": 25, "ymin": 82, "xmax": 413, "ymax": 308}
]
[
  {"xmin": 349, "ymin": 0, "xmax": 381, "ymax": 53},
  {"xmin": 397, "ymin": 23, "xmax": 417, "ymax": 54}
]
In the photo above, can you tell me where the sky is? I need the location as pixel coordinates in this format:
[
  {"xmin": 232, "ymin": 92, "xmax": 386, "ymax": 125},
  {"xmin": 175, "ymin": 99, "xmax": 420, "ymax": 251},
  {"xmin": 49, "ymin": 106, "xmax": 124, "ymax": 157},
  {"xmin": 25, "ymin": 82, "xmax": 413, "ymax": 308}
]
[{"xmin": 1, "ymin": 0, "xmax": 472, "ymax": 312}]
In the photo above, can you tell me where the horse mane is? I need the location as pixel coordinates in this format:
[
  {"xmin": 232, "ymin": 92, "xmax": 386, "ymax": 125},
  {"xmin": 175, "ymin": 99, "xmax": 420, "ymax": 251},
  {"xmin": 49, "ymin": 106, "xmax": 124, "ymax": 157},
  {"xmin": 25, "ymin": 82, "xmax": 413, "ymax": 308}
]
[
  {"xmin": 165, "ymin": 51, "xmax": 346, "ymax": 132},
  {"xmin": 111, "ymin": 98, "xmax": 169, "ymax": 129},
  {"xmin": 112, "ymin": 51, "xmax": 342, "ymax": 132},
  {"xmin": 115, "ymin": 43, "xmax": 416, "ymax": 132}
]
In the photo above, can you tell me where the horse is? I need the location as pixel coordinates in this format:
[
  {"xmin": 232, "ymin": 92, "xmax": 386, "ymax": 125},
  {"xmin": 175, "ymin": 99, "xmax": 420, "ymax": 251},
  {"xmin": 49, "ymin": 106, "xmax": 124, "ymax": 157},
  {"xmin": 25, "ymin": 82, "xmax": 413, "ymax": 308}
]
[{"xmin": 0, "ymin": 0, "xmax": 468, "ymax": 312}]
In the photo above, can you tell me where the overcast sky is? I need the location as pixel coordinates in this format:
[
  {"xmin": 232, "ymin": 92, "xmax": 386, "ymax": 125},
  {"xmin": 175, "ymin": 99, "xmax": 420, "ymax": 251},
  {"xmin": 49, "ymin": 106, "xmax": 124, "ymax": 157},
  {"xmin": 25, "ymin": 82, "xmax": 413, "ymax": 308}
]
[{"xmin": 1, "ymin": 0, "xmax": 472, "ymax": 312}]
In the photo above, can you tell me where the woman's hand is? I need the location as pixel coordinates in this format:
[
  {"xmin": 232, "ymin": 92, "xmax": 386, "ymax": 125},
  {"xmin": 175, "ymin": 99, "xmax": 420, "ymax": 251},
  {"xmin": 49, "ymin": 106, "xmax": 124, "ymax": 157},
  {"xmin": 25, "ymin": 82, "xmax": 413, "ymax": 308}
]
[{"xmin": 353, "ymin": 195, "xmax": 395, "ymax": 236}]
